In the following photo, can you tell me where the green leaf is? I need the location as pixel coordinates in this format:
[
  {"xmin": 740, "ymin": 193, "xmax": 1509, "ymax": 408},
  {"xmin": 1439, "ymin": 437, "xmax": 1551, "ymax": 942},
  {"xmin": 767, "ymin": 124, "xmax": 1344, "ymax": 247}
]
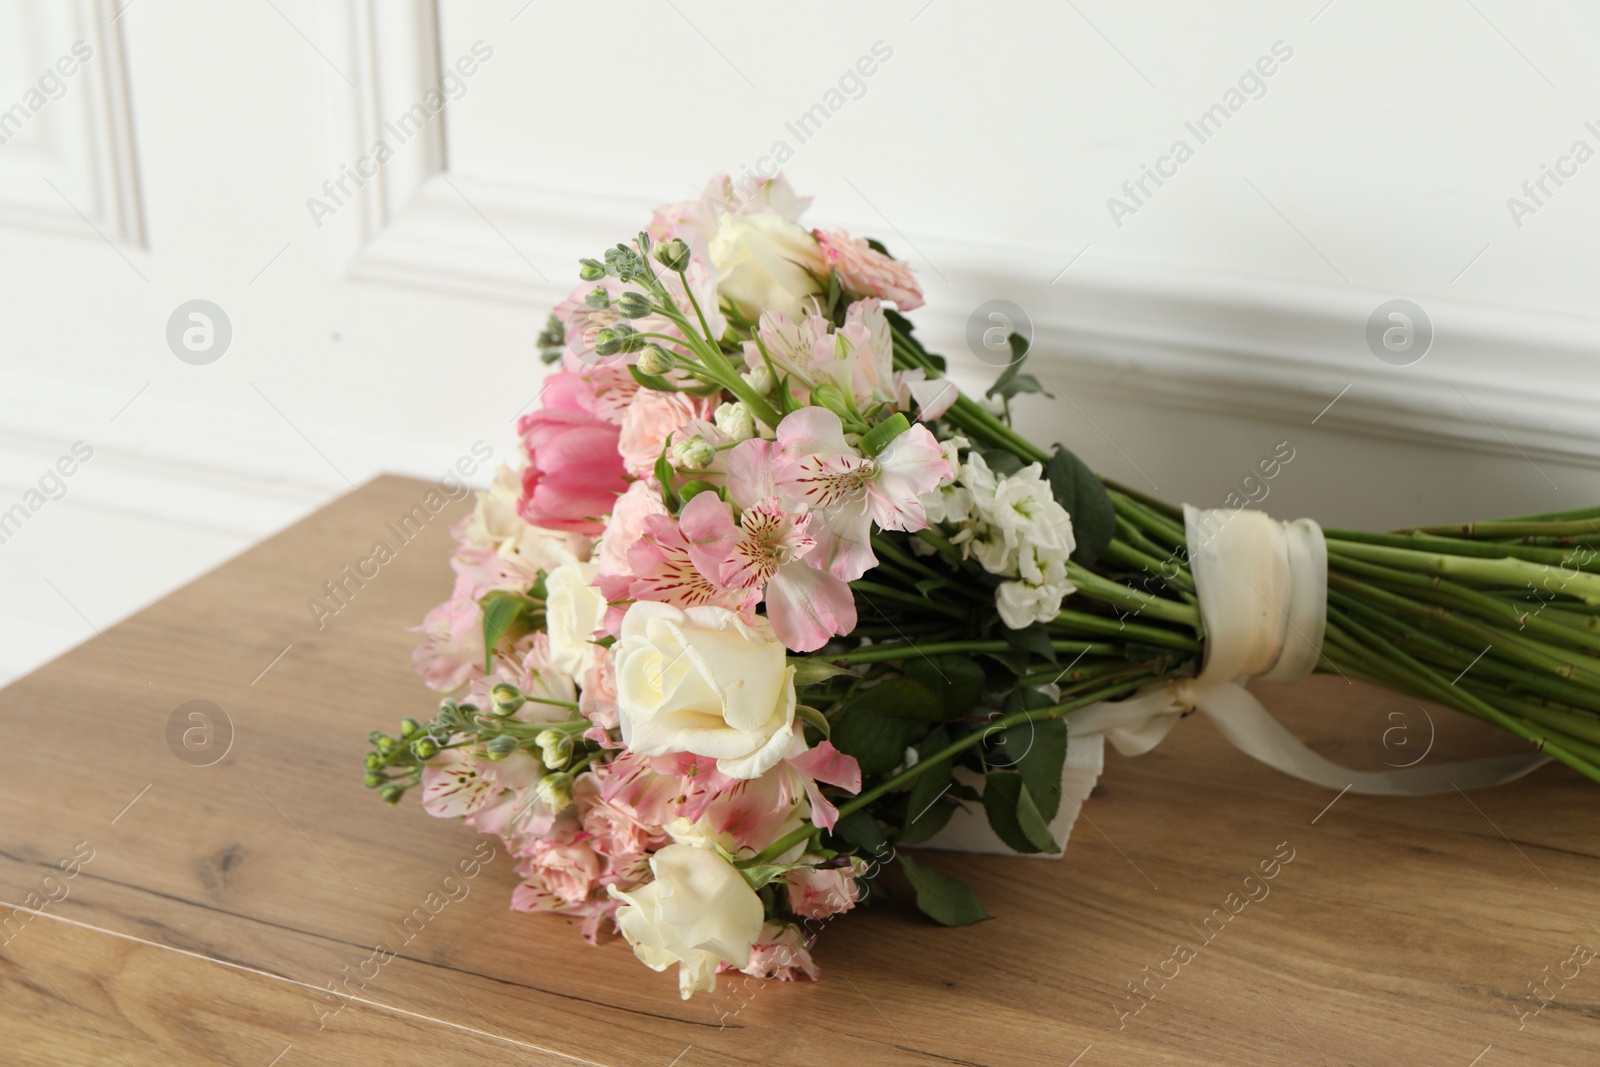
[
  {"xmin": 980, "ymin": 447, "xmax": 1024, "ymax": 478},
  {"xmin": 899, "ymin": 855, "xmax": 991, "ymax": 927},
  {"xmin": 900, "ymin": 727, "xmax": 955, "ymax": 845},
  {"xmin": 865, "ymin": 236, "xmax": 892, "ymax": 257},
  {"xmin": 832, "ymin": 691, "xmax": 925, "ymax": 776},
  {"xmin": 1002, "ymin": 623, "xmax": 1057, "ymax": 663},
  {"xmin": 790, "ymin": 659, "xmax": 856, "ymax": 687},
  {"xmin": 796, "ymin": 703, "xmax": 831, "ymax": 740},
  {"xmin": 982, "ymin": 772, "xmax": 1058, "ymax": 854},
  {"xmin": 653, "ymin": 451, "xmax": 680, "ymax": 511},
  {"xmin": 984, "ymin": 333, "xmax": 1032, "ymax": 400},
  {"xmin": 860, "ymin": 412, "xmax": 911, "ymax": 457},
  {"xmin": 991, "ymin": 719, "xmax": 1067, "ymax": 823},
  {"xmin": 904, "ymin": 657, "xmax": 985, "ymax": 716},
  {"xmin": 777, "ymin": 376, "xmax": 802, "ymax": 415},
  {"xmin": 847, "ymin": 677, "xmax": 945, "ymax": 722},
  {"xmin": 832, "ymin": 810, "xmax": 888, "ymax": 857},
  {"xmin": 479, "ymin": 591, "xmax": 536, "ymax": 672},
  {"xmin": 737, "ymin": 861, "xmax": 809, "ymax": 891},
  {"xmin": 678, "ymin": 480, "xmax": 718, "ymax": 503},
  {"xmin": 1046, "ymin": 445, "xmax": 1116, "ymax": 568},
  {"xmin": 989, "ymin": 372, "xmax": 1052, "ymax": 402}
]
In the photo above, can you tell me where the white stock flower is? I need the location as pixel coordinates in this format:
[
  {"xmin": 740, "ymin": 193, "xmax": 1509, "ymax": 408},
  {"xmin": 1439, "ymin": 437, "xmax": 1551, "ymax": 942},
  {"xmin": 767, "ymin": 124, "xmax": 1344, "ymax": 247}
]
[
  {"xmin": 922, "ymin": 447, "xmax": 1078, "ymax": 628},
  {"xmin": 544, "ymin": 560, "xmax": 608, "ymax": 680},
  {"xmin": 613, "ymin": 601, "xmax": 799, "ymax": 779},
  {"xmin": 608, "ymin": 843, "xmax": 765, "ymax": 999},
  {"xmin": 713, "ymin": 400, "xmax": 757, "ymax": 443},
  {"xmin": 708, "ymin": 212, "xmax": 825, "ymax": 322}
]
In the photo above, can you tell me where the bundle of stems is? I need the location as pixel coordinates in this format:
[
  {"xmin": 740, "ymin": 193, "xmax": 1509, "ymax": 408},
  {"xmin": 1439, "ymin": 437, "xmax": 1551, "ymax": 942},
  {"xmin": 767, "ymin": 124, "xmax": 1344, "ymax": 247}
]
[{"xmin": 881, "ymin": 319, "xmax": 1600, "ymax": 785}]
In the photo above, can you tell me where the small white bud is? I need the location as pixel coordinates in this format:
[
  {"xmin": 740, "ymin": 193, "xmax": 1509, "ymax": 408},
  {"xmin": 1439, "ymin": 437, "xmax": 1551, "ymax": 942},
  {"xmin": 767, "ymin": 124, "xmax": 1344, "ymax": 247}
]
[
  {"xmin": 741, "ymin": 362, "xmax": 774, "ymax": 394},
  {"xmin": 636, "ymin": 346, "xmax": 674, "ymax": 375},
  {"xmin": 714, "ymin": 401, "xmax": 756, "ymax": 443}
]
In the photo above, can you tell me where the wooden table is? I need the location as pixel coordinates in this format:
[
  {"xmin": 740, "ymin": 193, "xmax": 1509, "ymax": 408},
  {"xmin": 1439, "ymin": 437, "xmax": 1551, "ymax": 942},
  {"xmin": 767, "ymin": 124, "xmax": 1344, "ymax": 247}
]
[{"xmin": 3, "ymin": 476, "xmax": 1596, "ymax": 1066}]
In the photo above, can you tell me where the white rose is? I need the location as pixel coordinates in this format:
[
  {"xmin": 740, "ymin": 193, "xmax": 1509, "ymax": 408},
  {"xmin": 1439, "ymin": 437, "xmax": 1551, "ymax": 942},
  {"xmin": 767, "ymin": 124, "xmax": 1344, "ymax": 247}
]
[
  {"xmin": 608, "ymin": 843, "xmax": 764, "ymax": 999},
  {"xmin": 545, "ymin": 561, "xmax": 608, "ymax": 680},
  {"xmin": 614, "ymin": 601, "xmax": 799, "ymax": 779},
  {"xmin": 708, "ymin": 212, "xmax": 825, "ymax": 322}
]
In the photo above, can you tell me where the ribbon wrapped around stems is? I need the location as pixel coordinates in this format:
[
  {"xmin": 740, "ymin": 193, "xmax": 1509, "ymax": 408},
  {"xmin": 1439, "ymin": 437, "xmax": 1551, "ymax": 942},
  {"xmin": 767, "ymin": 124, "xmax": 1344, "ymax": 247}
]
[{"xmin": 923, "ymin": 506, "xmax": 1551, "ymax": 858}]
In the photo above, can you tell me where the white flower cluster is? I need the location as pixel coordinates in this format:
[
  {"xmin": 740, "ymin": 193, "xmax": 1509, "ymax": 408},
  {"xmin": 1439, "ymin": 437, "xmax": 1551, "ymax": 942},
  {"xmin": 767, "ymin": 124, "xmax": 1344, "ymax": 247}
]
[{"xmin": 921, "ymin": 439, "xmax": 1078, "ymax": 629}]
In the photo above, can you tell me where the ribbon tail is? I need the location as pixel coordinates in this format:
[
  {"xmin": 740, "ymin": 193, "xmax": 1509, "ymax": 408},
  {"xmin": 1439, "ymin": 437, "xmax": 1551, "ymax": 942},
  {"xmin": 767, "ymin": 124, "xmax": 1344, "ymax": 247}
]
[{"xmin": 1194, "ymin": 680, "xmax": 1551, "ymax": 795}]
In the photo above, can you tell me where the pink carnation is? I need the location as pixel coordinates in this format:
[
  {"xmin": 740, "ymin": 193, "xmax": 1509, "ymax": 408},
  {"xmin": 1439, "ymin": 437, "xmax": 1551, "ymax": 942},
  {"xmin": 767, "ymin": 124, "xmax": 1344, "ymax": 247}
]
[
  {"xmin": 617, "ymin": 389, "xmax": 713, "ymax": 478},
  {"xmin": 518, "ymin": 839, "xmax": 603, "ymax": 907},
  {"xmin": 814, "ymin": 229, "xmax": 923, "ymax": 310}
]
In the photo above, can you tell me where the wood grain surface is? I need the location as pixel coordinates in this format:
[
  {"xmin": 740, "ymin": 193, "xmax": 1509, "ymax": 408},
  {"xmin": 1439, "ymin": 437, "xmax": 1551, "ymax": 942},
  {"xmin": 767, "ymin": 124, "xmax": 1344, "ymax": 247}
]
[{"xmin": 2, "ymin": 475, "xmax": 1596, "ymax": 1067}]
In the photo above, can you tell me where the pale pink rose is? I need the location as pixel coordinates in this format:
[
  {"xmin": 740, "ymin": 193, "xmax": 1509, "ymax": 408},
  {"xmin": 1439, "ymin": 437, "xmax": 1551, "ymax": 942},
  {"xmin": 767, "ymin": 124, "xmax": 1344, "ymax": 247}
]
[
  {"xmin": 519, "ymin": 839, "xmax": 603, "ymax": 907},
  {"xmin": 814, "ymin": 229, "xmax": 923, "ymax": 310},
  {"xmin": 784, "ymin": 857, "xmax": 865, "ymax": 920},
  {"xmin": 409, "ymin": 575, "xmax": 484, "ymax": 691},
  {"xmin": 740, "ymin": 923, "xmax": 820, "ymax": 981}
]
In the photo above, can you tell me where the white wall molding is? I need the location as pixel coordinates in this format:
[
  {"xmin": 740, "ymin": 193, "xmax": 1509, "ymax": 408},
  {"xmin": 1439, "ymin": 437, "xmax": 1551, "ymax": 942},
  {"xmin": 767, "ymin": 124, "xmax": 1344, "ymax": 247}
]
[{"xmin": 0, "ymin": 0, "xmax": 145, "ymax": 246}]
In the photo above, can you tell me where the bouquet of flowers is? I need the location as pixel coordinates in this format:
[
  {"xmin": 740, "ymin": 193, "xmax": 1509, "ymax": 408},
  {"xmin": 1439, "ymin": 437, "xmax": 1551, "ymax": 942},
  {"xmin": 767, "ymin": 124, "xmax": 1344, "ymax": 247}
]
[{"xmin": 363, "ymin": 175, "xmax": 1600, "ymax": 999}]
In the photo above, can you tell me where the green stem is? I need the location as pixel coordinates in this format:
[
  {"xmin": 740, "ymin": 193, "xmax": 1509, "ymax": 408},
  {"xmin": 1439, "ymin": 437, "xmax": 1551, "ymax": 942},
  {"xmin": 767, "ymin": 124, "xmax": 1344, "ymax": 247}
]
[
  {"xmin": 746, "ymin": 676, "xmax": 1152, "ymax": 865},
  {"xmin": 832, "ymin": 639, "xmax": 1119, "ymax": 664}
]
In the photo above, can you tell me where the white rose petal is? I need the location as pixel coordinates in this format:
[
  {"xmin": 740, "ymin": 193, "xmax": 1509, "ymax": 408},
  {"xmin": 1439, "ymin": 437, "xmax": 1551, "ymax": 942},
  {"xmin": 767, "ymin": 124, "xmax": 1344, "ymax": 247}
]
[
  {"xmin": 613, "ymin": 601, "xmax": 799, "ymax": 779},
  {"xmin": 544, "ymin": 561, "xmax": 608, "ymax": 680},
  {"xmin": 708, "ymin": 213, "xmax": 825, "ymax": 322},
  {"xmin": 608, "ymin": 843, "xmax": 765, "ymax": 999}
]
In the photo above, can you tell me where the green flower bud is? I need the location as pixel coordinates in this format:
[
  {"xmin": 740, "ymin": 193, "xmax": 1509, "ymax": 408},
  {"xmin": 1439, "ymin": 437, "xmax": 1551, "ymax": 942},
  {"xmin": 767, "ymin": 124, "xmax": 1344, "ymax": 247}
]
[
  {"xmin": 654, "ymin": 237, "xmax": 691, "ymax": 272},
  {"xmin": 380, "ymin": 784, "xmax": 406, "ymax": 806},
  {"xmin": 578, "ymin": 258, "xmax": 606, "ymax": 281},
  {"xmin": 615, "ymin": 291, "xmax": 653, "ymax": 319},
  {"xmin": 670, "ymin": 435, "xmax": 714, "ymax": 471},
  {"xmin": 399, "ymin": 717, "xmax": 423, "ymax": 740},
  {"xmin": 594, "ymin": 323, "xmax": 642, "ymax": 357},
  {"xmin": 808, "ymin": 383, "xmax": 855, "ymax": 422},
  {"xmin": 535, "ymin": 729, "xmax": 573, "ymax": 768},
  {"xmin": 364, "ymin": 751, "xmax": 383, "ymax": 771},
  {"xmin": 490, "ymin": 684, "xmax": 525, "ymax": 715},
  {"xmin": 375, "ymin": 735, "xmax": 399, "ymax": 756},
  {"xmin": 635, "ymin": 345, "xmax": 674, "ymax": 376},
  {"xmin": 364, "ymin": 771, "xmax": 385, "ymax": 788},
  {"xmin": 536, "ymin": 772, "xmax": 574, "ymax": 814},
  {"xmin": 409, "ymin": 737, "xmax": 440, "ymax": 760},
  {"xmin": 485, "ymin": 734, "xmax": 520, "ymax": 760},
  {"xmin": 368, "ymin": 729, "xmax": 386, "ymax": 747},
  {"xmin": 584, "ymin": 286, "xmax": 611, "ymax": 309}
]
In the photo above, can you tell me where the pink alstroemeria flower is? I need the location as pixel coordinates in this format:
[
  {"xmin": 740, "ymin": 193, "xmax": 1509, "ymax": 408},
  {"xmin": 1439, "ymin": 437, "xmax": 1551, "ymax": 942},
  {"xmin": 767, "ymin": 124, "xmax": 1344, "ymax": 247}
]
[
  {"xmin": 625, "ymin": 514, "xmax": 754, "ymax": 615},
  {"xmin": 678, "ymin": 439, "xmax": 857, "ymax": 652},
  {"xmin": 772, "ymin": 407, "xmax": 950, "ymax": 582}
]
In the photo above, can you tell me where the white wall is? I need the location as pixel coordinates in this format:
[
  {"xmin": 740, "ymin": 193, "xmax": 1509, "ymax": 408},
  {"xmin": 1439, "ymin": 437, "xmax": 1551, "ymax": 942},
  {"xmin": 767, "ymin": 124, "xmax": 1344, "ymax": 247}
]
[{"xmin": 0, "ymin": 0, "xmax": 1596, "ymax": 686}]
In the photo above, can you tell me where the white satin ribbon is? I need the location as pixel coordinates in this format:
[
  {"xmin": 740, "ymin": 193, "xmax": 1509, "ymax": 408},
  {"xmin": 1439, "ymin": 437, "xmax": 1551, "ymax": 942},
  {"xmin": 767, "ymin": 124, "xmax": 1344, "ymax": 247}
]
[
  {"xmin": 919, "ymin": 504, "xmax": 1550, "ymax": 859},
  {"xmin": 1071, "ymin": 505, "xmax": 1549, "ymax": 796}
]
